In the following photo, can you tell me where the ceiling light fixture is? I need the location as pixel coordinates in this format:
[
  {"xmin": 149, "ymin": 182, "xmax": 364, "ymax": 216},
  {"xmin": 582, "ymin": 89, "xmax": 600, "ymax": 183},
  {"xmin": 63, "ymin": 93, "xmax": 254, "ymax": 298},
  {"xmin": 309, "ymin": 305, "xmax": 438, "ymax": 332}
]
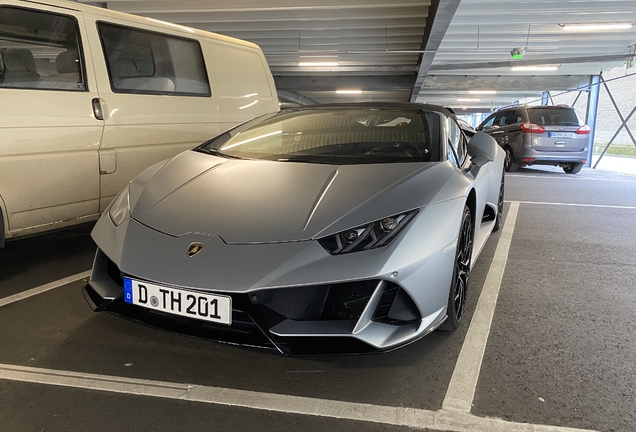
[
  {"xmin": 298, "ymin": 61, "xmax": 339, "ymax": 67},
  {"xmin": 468, "ymin": 90, "xmax": 497, "ymax": 94},
  {"xmin": 336, "ymin": 89, "xmax": 362, "ymax": 94},
  {"xmin": 510, "ymin": 65, "xmax": 560, "ymax": 71},
  {"xmin": 560, "ymin": 23, "xmax": 633, "ymax": 31},
  {"xmin": 510, "ymin": 47, "xmax": 525, "ymax": 59}
]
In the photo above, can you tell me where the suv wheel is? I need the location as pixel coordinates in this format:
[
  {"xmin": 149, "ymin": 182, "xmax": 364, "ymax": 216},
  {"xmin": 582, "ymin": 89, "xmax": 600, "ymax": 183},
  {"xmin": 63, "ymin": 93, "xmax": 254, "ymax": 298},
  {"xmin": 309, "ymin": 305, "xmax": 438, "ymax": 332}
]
[
  {"xmin": 563, "ymin": 162, "xmax": 583, "ymax": 174},
  {"xmin": 504, "ymin": 147, "xmax": 519, "ymax": 172}
]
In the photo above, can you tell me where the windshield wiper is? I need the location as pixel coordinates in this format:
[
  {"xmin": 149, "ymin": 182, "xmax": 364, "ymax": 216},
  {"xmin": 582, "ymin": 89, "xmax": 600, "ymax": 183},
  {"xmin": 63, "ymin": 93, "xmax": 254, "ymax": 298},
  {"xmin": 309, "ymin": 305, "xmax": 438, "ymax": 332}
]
[
  {"xmin": 193, "ymin": 148, "xmax": 241, "ymax": 159},
  {"xmin": 276, "ymin": 156, "xmax": 334, "ymax": 164}
]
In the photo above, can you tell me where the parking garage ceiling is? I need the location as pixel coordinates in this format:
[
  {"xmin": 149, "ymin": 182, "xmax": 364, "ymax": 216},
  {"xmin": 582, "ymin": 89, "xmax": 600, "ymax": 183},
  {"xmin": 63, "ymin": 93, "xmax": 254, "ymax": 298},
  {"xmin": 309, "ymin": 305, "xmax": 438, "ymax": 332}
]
[{"xmin": 83, "ymin": 0, "xmax": 636, "ymax": 110}]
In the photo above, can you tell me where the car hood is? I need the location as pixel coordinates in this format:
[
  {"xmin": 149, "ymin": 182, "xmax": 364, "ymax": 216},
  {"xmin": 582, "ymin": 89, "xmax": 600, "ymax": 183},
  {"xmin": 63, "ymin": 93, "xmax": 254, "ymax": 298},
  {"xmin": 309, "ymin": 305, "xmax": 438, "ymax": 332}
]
[{"xmin": 131, "ymin": 151, "xmax": 458, "ymax": 243}]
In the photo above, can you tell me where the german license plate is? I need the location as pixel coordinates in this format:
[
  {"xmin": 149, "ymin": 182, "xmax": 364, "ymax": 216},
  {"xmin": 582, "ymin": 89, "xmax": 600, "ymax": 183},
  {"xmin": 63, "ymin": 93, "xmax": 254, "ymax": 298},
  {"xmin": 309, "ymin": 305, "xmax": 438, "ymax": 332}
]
[
  {"xmin": 124, "ymin": 277, "xmax": 231, "ymax": 325},
  {"xmin": 549, "ymin": 132, "xmax": 574, "ymax": 138}
]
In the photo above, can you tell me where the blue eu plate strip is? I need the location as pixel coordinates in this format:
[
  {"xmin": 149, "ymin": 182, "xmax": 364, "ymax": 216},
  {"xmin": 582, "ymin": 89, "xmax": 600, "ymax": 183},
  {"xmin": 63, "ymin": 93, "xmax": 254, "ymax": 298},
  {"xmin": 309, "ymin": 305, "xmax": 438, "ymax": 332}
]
[{"xmin": 123, "ymin": 277, "xmax": 133, "ymax": 304}]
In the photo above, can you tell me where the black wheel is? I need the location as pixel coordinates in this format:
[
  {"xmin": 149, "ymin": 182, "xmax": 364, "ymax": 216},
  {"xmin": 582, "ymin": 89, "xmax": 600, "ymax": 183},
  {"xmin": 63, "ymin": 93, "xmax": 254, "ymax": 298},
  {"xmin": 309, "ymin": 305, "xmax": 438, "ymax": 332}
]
[
  {"xmin": 441, "ymin": 205, "xmax": 473, "ymax": 331},
  {"xmin": 0, "ymin": 207, "xmax": 4, "ymax": 248},
  {"xmin": 562, "ymin": 162, "xmax": 583, "ymax": 174},
  {"xmin": 504, "ymin": 147, "xmax": 518, "ymax": 172},
  {"xmin": 492, "ymin": 171, "xmax": 505, "ymax": 232}
]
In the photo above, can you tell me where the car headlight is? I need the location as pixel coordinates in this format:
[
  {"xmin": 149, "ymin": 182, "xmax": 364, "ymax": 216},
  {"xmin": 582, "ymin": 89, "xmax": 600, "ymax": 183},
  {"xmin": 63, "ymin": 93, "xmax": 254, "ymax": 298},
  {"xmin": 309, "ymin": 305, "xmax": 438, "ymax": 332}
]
[
  {"xmin": 108, "ymin": 185, "xmax": 130, "ymax": 226},
  {"xmin": 318, "ymin": 209, "xmax": 419, "ymax": 255}
]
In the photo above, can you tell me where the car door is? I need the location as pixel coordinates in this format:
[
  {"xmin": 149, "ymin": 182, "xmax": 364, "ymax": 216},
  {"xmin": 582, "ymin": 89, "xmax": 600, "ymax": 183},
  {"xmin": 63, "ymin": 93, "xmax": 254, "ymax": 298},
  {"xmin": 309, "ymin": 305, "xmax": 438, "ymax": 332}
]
[
  {"xmin": 504, "ymin": 109, "xmax": 524, "ymax": 155},
  {"xmin": 0, "ymin": 2, "xmax": 103, "ymax": 236},
  {"xmin": 80, "ymin": 16, "xmax": 222, "ymax": 211},
  {"xmin": 448, "ymin": 117, "xmax": 492, "ymax": 243},
  {"xmin": 477, "ymin": 113, "xmax": 496, "ymax": 133},
  {"xmin": 488, "ymin": 110, "xmax": 512, "ymax": 147}
]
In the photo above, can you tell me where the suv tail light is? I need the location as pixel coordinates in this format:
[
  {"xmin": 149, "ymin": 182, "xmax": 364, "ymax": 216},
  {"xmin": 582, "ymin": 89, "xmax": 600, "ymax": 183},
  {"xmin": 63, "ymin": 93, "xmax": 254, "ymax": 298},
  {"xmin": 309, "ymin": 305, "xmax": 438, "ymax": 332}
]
[
  {"xmin": 576, "ymin": 125, "xmax": 591, "ymax": 135},
  {"xmin": 520, "ymin": 123, "xmax": 545, "ymax": 134}
]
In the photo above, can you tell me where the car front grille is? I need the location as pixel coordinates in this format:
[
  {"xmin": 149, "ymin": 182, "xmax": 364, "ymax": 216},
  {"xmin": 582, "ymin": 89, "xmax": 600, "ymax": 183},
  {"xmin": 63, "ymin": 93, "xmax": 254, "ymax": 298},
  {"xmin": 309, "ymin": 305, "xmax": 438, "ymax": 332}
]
[{"xmin": 97, "ymin": 253, "xmax": 421, "ymax": 354}]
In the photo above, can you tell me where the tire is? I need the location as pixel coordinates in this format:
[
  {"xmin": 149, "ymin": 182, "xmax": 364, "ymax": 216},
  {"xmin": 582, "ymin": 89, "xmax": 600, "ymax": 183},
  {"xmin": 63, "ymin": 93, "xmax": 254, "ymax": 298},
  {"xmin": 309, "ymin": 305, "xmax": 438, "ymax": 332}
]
[
  {"xmin": 440, "ymin": 205, "xmax": 473, "ymax": 331},
  {"xmin": 562, "ymin": 162, "xmax": 583, "ymax": 174},
  {"xmin": 504, "ymin": 147, "xmax": 518, "ymax": 172},
  {"xmin": 492, "ymin": 170, "xmax": 505, "ymax": 232},
  {"xmin": 0, "ymin": 206, "xmax": 4, "ymax": 248}
]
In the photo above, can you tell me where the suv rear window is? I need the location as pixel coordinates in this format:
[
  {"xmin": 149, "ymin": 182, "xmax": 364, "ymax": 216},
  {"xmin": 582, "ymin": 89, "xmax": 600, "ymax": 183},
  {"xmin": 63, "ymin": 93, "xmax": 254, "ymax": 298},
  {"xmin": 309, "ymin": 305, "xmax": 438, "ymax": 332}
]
[{"xmin": 527, "ymin": 108, "xmax": 581, "ymax": 126}]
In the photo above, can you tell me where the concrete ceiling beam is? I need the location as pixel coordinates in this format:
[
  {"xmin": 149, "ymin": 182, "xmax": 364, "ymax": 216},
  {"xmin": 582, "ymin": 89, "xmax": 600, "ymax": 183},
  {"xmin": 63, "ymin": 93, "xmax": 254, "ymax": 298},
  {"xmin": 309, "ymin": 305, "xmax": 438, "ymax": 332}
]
[
  {"xmin": 274, "ymin": 76, "xmax": 417, "ymax": 92},
  {"xmin": 419, "ymin": 75, "xmax": 593, "ymax": 92},
  {"xmin": 429, "ymin": 54, "xmax": 633, "ymax": 71},
  {"xmin": 411, "ymin": 0, "xmax": 462, "ymax": 102}
]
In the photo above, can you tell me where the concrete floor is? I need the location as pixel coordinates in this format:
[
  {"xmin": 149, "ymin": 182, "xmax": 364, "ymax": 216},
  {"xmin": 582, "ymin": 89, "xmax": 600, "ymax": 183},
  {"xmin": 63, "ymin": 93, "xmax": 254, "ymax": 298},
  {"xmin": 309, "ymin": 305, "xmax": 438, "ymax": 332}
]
[
  {"xmin": 593, "ymin": 154, "xmax": 636, "ymax": 176},
  {"xmin": 0, "ymin": 164, "xmax": 635, "ymax": 432}
]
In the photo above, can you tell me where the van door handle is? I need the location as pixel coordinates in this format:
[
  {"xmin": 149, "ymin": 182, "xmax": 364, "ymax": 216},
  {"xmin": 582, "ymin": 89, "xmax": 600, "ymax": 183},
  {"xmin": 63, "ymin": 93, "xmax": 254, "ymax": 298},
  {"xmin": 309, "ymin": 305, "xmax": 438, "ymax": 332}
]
[
  {"xmin": 491, "ymin": 131, "xmax": 504, "ymax": 135},
  {"xmin": 92, "ymin": 98, "xmax": 104, "ymax": 120}
]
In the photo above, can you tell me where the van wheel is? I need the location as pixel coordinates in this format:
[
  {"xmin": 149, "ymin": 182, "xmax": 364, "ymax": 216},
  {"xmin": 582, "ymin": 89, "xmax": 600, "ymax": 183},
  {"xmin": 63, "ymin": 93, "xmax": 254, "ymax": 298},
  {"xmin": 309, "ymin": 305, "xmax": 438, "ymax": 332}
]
[
  {"xmin": 504, "ymin": 147, "xmax": 518, "ymax": 172},
  {"xmin": 563, "ymin": 162, "xmax": 583, "ymax": 174},
  {"xmin": 0, "ymin": 207, "xmax": 4, "ymax": 248}
]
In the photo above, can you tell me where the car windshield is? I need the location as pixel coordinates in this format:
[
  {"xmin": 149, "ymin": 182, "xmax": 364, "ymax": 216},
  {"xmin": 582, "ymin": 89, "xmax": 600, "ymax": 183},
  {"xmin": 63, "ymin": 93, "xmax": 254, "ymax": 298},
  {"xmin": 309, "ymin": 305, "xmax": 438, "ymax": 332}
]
[
  {"xmin": 198, "ymin": 108, "xmax": 441, "ymax": 164},
  {"xmin": 527, "ymin": 108, "xmax": 581, "ymax": 126}
]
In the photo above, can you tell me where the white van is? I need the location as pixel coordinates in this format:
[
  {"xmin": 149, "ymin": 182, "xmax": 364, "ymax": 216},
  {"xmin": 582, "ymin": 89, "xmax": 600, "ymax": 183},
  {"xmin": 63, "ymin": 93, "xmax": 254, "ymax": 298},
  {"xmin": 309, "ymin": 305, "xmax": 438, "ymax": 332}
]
[{"xmin": 0, "ymin": 0, "xmax": 279, "ymax": 246}]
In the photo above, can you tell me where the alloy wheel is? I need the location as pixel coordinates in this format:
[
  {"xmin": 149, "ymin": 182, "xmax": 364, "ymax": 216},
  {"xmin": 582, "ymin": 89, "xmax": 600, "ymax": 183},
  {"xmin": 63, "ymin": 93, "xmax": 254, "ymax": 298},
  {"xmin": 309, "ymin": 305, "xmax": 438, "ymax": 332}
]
[
  {"xmin": 504, "ymin": 149, "xmax": 512, "ymax": 171},
  {"xmin": 494, "ymin": 172, "xmax": 505, "ymax": 231},
  {"xmin": 454, "ymin": 211, "xmax": 473, "ymax": 322}
]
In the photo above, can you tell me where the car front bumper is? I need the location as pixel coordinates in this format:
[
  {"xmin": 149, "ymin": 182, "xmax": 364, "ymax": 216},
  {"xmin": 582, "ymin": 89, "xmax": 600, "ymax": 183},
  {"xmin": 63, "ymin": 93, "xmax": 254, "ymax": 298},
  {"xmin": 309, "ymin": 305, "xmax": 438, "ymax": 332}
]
[
  {"xmin": 84, "ymin": 202, "xmax": 461, "ymax": 355},
  {"xmin": 82, "ymin": 247, "xmax": 445, "ymax": 355}
]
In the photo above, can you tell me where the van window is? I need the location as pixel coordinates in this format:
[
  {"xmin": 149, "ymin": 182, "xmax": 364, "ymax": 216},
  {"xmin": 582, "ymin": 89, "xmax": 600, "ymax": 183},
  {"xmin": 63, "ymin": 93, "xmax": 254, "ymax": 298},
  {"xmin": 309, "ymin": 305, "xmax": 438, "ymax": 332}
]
[
  {"xmin": 0, "ymin": 7, "xmax": 86, "ymax": 91},
  {"xmin": 98, "ymin": 23, "xmax": 211, "ymax": 97},
  {"xmin": 208, "ymin": 43, "xmax": 271, "ymax": 98}
]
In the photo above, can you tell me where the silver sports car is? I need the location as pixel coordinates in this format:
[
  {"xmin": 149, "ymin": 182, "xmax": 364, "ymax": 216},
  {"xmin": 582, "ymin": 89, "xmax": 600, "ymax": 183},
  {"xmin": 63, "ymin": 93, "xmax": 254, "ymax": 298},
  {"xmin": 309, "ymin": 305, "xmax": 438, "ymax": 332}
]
[{"xmin": 83, "ymin": 103, "xmax": 505, "ymax": 355}]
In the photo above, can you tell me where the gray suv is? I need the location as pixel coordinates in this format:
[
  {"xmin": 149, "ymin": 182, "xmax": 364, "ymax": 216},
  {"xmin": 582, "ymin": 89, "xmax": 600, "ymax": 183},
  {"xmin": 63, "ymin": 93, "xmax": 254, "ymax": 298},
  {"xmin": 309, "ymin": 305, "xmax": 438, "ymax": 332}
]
[{"xmin": 476, "ymin": 105, "xmax": 590, "ymax": 174}]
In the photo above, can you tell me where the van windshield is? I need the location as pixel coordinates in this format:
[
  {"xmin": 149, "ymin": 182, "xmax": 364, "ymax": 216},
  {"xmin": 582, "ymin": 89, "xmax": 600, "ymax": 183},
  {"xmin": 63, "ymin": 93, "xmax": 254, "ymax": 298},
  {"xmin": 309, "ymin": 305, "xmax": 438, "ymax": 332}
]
[
  {"xmin": 198, "ymin": 108, "xmax": 441, "ymax": 165},
  {"xmin": 528, "ymin": 108, "xmax": 581, "ymax": 126}
]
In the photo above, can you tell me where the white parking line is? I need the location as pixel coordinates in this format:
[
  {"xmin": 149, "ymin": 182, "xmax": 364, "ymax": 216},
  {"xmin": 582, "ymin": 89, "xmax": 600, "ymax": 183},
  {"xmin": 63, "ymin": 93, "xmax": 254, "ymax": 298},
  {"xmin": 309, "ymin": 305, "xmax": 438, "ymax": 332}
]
[
  {"xmin": 0, "ymin": 363, "xmax": 597, "ymax": 432},
  {"xmin": 0, "ymin": 271, "xmax": 91, "ymax": 308},
  {"xmin": 505, "ymin": 200, "xmax": 636, "ymax": 210},
  {"xmin": 442, "ymin": 201, "xmax": 520, "ymax": 413},
  {"xmin": 508, "ymin": 174, "xmax": 636, "ymax": 183}
]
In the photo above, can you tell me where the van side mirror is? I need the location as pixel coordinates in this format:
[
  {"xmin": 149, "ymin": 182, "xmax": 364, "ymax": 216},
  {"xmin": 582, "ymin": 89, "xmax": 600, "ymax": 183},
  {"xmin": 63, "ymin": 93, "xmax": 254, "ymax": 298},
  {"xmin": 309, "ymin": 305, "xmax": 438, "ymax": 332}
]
[{"xmin": 467, "ymin": 132, "xmax": 498, "ymax": 164}]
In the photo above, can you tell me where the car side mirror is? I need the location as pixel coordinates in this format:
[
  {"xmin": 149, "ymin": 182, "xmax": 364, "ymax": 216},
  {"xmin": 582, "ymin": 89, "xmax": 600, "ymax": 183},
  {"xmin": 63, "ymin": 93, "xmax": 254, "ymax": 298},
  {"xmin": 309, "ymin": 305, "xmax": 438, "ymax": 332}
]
[{"xmin": 467, "ymin": 132, "xmax": 498, "ymax": 165}]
